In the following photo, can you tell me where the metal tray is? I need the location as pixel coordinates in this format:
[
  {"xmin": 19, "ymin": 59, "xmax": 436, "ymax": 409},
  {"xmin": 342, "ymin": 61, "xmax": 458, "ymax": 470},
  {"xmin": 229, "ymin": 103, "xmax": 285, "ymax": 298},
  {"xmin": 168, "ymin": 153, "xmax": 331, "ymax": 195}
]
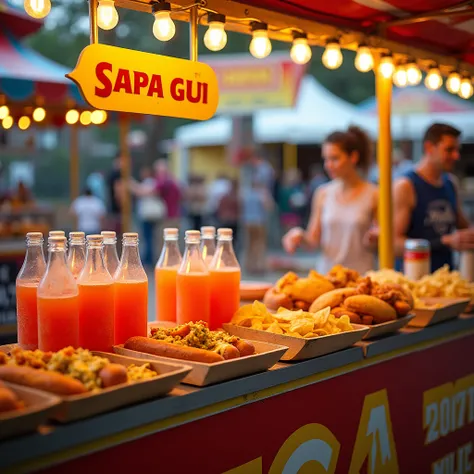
[
  {"xmin": 114, "ymin": 339, "xmax": 287, "ymax": 387},
  {"xmin": 223, "ymin": 323, "xmax": 369, "ymax": 361},
  {"xmin": 362, "ymin": 314, "xmax": 415, "ymax": 340},
  {"xmin": 410, "ymin": 298, "xmax": 470, "ymax": 328}
]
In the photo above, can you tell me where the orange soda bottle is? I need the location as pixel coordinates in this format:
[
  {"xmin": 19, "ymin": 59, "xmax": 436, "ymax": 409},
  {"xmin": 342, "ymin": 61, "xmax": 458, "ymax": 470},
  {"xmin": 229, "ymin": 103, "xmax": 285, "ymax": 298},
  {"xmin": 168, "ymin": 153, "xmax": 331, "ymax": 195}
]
[
  {"xmin": 49, "ymin": 230, "xmax": 65, "ymax": 238},
  {"xmin": 209, "ymin": 228, "xmax": 241, "ymax": 330},
  {"xmin": 37, "ymin": 236, "xmax": 79, "ymax": 351},
  {"xmin": 67, "ymin": 232, "xmax": 86, "ymax": 279},
  {"xmin": 155, "ymin": 228, "xmax": 182, "ymax": 322},
  {"xmin": 16, "ymin": 232, "xmax": 46, "ymax": 350},
  {"xmin": 101, "ymin": 231, "xmax": 120, "ymax": 277},
  {"xmin": 200, "ymin": 226, "xmax": 216, "ymax": 266},
  {"xmin": 114, "ymin": 233, "xmax": 148, "ymax": 344},
  {"xmin": 77, "ymin": 235, "xmax": 114, "ymax": 352},
  {"xmin": 177, "ymin": 230, "xmax": 210, "ymax": 325}
]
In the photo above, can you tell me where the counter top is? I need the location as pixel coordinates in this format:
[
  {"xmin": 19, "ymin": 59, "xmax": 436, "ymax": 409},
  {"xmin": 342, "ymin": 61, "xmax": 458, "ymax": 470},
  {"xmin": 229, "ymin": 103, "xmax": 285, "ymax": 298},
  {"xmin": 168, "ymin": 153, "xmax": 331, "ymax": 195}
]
[{"xmin": 1, "ymin": 314, "xmax": 474, "ymax": 472}]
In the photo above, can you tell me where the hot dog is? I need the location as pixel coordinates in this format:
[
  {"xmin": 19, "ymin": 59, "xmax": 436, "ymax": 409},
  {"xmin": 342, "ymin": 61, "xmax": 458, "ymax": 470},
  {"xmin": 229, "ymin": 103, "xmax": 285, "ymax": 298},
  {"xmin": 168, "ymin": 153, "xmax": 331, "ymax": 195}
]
[
  {"xmin": 125, "ymin": 336, "xmax": 225, "ymax": 363},
  {"xmin": 344, "ymin": 295, "xmax": 397, "ymax": 324},
  {"xmin": 0, "ymin": 381, "xmax": 21, "ymax": 413},
  {"xmin": 232, "ymin": 340, "xmax": 256, "ymax": 357},
  {"xmin": 99, "ymin": 364, "xmax": 128, "ymax": 388},
  {"xmin": 0, "ymin": 365, "xmax": 87, "ymax": 395},
  {"xmin": 214, "ymin": 343, "xmax": 240, "ymax": 360}
]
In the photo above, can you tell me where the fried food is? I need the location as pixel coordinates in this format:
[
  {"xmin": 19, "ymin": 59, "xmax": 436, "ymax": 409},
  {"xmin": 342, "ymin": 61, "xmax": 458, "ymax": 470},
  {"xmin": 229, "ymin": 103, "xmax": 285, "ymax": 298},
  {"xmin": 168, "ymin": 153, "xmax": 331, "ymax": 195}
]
[
  {"xmin": 309, "ymin": 288, "xmax": 358, "ymax": 313},
  {"xmin": 326, "ymin": 265, "xmax": 360, "ymax": 288},
  {"xmin": 344, "ymin": 295, "xmax": 397, "ymax": 324},
  {"xmin": 0, "ymin": 381, "xmax": 24, "ymax": 413},
  {"xmin": 231, "ymin": 301, "xmax": 354, "ymax": 338}
]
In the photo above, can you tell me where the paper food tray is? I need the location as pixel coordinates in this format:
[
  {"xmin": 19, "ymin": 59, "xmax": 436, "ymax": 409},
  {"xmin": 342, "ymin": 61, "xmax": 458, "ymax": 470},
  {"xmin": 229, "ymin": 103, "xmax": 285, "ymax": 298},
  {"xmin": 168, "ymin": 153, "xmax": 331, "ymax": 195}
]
[
  {"xmin": 113, "ymin": 340, "xmax": 287, "ymax": 387},
  {"xmin": 410, "ymin": 298, "xmax": 470, "ymax": 328},
  {"xmin": 222, "ymin": 323, "xmax": 369, "ymax": 361},
  {"xmin": 0, "ymin": 382, "xmax": 60, "ymax": 440},
  {"xmin": 361, "ymin": 314, "xmax": 414, "ymax": 340}
]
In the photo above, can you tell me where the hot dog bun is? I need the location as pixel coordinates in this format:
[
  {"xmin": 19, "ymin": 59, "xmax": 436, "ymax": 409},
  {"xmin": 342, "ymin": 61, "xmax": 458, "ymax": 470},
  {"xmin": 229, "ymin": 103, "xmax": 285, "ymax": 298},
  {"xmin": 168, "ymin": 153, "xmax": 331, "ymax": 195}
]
[
  {"xmin": 344, "ymin": 295, "xmax": 397, "ymax": 324},
  {"xmin": 0, "ymin": 365, "xmax": 87, "ymax": 395},
  {"xmin": 215, "ymin": 343, "xmax": 240, "ymax": 360},
  {"xmin": 331, "ymin": 306, "xmax": 362, "ymax": 324},
  {"xmin": 232, "ymin": 340, "xmax": 256, "ymax": 357},
  {"xmin": 125, "ymin": 336, "xmax": 225, "ymax": 364},
  {"xmin": 99, "ymin": 364, "xmax": 128, "ymax": 388},
  {"xmin": 0, "ymin": 381, "xmax": 21, "ymax": 413},
  {"xmin": 263, "ymin": 288, "xmax": 293, "ymax": 311},
  {"xmin": 309, "ymin": 288, "xmax": 358, "ymax": 313}
]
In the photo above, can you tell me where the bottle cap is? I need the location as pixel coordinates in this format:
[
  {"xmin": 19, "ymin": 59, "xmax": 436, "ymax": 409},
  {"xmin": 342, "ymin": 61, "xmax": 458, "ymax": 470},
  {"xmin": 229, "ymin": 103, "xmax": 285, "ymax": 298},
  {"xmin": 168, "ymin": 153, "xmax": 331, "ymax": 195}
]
[
  {"xmin": 185, "ymin": 230, "xmax": 201, "ymax": 238},
  {"xmin": 87, "ymin": 234, "xmax": 103, "ymax": 243},
  {"xmin": 26, "ymin": 232, "xmax": 43, "ymax": 239},
  {"xmin": 69, "ymin": 231, "xmax": 85, "ymax": 239},
  {"xmin": 164, "ymin": 228, "xmax": 179, "ymax": 237},
  {"xmin": 101, "ymin": 231, "xmax": 116, "ymax": 239},
  {"xmin": 49, "ymin": 230, "xmax": 65, "ymax": 237},
  {"xmin": 123, "ymin": 232, "xmax": 139, "ymax": 239},
  {"xmin": 201, "ymin": 226, "xmax": 216, "ymax": 237},
  {"xmin": 48, "ymin": 236, "xmax": 67, "ymax": 244},
  {"xmin": 217, "ymin": 228, "xmax": 233, "ymax": 237}
]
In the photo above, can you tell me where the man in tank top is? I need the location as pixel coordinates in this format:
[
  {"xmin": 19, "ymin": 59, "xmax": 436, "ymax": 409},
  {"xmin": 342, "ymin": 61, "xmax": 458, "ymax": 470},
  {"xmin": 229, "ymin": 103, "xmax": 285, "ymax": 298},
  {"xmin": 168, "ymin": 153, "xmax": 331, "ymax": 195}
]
[{"xmin": 393, "ymin": 123, "xmax": 474, "ymax": 272}]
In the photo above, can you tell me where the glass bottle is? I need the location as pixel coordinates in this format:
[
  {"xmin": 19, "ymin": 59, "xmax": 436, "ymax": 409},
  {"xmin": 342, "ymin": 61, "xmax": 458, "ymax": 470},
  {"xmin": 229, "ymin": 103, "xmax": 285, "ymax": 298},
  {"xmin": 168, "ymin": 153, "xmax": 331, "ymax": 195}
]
[
  {"xmin": 37, "ymin": 236, "xmax": 79, "ymax": 351},
  {"xmin": 49, "ymin": 230, "xmax": 65, "ymax": 238},
  {"xmin": 200, "ymin": 226, "xmax": 216, "ymax": 266},
  {"xmin": 16, "ymin": 232, "xmax": 46, "ymax": 350},
  {"xmin": 209, "ymin": 228, "xmax": 241, "ymax": 330},
  {"xmin": 177, "ymin": 230, "xmax": 210, "ymax": 325},
  {"xmin": 77, "ymin": 235, "xmax": 115, "ymax": 352},
  {"xmin": 155, "ymin": 228, "xmax": 182, "ymax": 322},
  {"xmin": 101, "ymin": 230, "xmax": 120, "ymax": 277},
  {"xmin": 114, "ymin": 233, "xmax": 148, "ymax": 344},
  {"xmin": 67, "ymin": 231, "xmax": 86, "ymax": 279}
]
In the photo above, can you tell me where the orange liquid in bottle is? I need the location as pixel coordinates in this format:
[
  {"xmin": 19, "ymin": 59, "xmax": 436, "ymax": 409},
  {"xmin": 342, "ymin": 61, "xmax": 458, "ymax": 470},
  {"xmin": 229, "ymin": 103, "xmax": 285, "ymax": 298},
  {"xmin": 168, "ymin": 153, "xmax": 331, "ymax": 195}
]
[
  {"xmin": 38, "ymin": 295, "xmax": 79, "ymax": 351},
  {"xmin": 78, "ymin": 283, "xmax": 115, "ymax": 352},
  {"xmin": 155, "ymin": 267, "xmax": 178, "ymax": 322},
  {"xmin": 209, "ymin": 268, "xmax": 241, "ymax": 330},
  {"xmin": 16, "ymin": 284, "xmax": 39, "ymax": 350},
  {"xmin": 114, "ymin": 280, "xmax": 148, "ymax": 345},
  {"xmin": 176, "ymin": 273, "xmax": 210, "ymax": 324}
]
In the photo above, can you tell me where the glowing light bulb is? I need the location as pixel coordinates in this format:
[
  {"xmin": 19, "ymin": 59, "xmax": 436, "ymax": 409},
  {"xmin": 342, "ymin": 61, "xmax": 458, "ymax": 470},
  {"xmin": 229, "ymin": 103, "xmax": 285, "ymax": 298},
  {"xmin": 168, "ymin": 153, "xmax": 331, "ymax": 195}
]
[
  {"xmin": 80, "ymin": 111, "xmax": 92, "ymax": 126},
  {"xmin": 406, "ymin": 62, "xmax": 422, "ymax": 85},
  {"xmin": 354, "ymin": 45, "xmax": 373, "ymax": 73},
  {"xmin": 2, "ymin": 116, "xmax": 13, "ymax": 130},
  {"xmin": 97, "ymin": 0, "xmax": 119, "ymax": 30},
  {"xmin": 249, "ymin": 26, "xmax": 271, "ymax": 59},
  {"xmin": 66, "ymin": 109, "xmax": 79, "ymax": 125},
  {"xmin": 204, "ymin": 14, "xmax": 227, "ymax": 52},
  {"xmin": 18, "ymin": 116, "xmax": 31, "ymax": 131},
  {"xmin": 290, "ymin": 37, "xmax": 312, "ymax": 65},
  {"xmin": 425, "ymin": 67, "xmax": 443, "ymax": 90},
  {"xmin": 378, "ymin": 54, "xmax": 395, "ymax": 79},
  {"xmin": 152, "ymin": 3, "xmax": 175, "ymax": 42},
  {"xmin": 446, "ymin": 72, "xmax": 461, "ymax": 94},
  {"xmin": 24, "ymin": 0, "xmax": 51, "ymax": 19},
  {"xmin": 91, "ymin": 110, "xmax": 107, "ymax": 124},
  {"xmin": 459, "ymin": 77, "xmax": 473, "ymax": 99},
  {"xmin": 322, "ymin": 40, "xmax": 343, "ymax": 70},
  {"xmin": 32, "ymin": 107, "xmax": 46, "ymax": 122},
  {"xmin": 0, "ymin": 105, "xmax": 9, "ymax": 120},
  {"xmin": 393, "ymin": 65, "xmax": 408, "ymax": 87}
]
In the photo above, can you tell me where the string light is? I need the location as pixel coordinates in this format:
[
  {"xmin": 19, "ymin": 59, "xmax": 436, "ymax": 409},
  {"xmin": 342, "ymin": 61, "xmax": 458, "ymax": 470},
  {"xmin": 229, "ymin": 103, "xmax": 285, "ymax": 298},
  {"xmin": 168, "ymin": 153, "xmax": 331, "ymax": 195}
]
[
  {"xmin": 249, "ymin": 22, "xmax": 272, "ymax": 59},
  {"xmin": 378, "ymin": 53, "xmax": 395, "ymax": 79},
  {"xmin": 0, "ymin": 105, "xmax": 9, "ymax": 120},
  {"xmin": 18, "ymin": 116, "xmax": 31, "ymax": 131},
  {"xmin": 203, "ymin": 13, "xmax": 227, "ymax": 52},
  {"xmin": 2, "ymin": 116, "xmax": 13, "ymax": 130},
  {"xmin": 446, "ymin": 71, "xmax": 462, "ymax": 94},
  {"xmin": 23, "ymin": 0, "xmax": 51, "ymax": 19},
  {"xmin": 80, "ymin": 111, "xmax": 92, "ymax": 126},
  {"xmin": 97, "ymin": 0, "xmax": 119, "ymax": 30},
  {"xmin": 91, "ymin": 110, "xmax": 108, "ymax": 124},
  {"xmin": 393, "ymin": 64, "xmax": 408, "ymax": 88},
  {"xmin": 354, "ymin": 44, "xmax": 373, "ymax": 73},
  {"xmin": 459, "ymin": 76, "xmax": 474, "ymax": 99},
  {"xmin": 322, "ymin": 38, "xmax": 343, "ymax": 70},
  {"xmin": 65, "ymin": 109, "xmax": 80, "ymax": 125},
  {"xmin": 152, "ymin": 2, "xmax": 175, "ymax": 42},
  {"xmin": 425, "ymin": 65, "xmax": 443, "ymax": 90},
  {"xmin": 290, "ymin": 32, "xmax": 312, "ymax": 65},
  {"xmin": 32, "ymin": 107, "xmax": 46, "ymax": 122},
  {"xmin": 406, "ymin": 59, "xmax": 422, "ymax": 86}
]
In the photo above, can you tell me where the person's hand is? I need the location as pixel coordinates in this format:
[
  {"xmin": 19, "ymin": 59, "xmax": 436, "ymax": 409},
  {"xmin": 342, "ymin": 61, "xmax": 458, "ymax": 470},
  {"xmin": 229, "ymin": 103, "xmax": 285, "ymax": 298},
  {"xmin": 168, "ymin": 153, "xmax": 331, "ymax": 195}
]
[
  {"xmin": 282, "ymin": 227, "xmax": 304, "ymax": 254},
  {"xmin": 363, "ymin": 226, "xmax": 379, "ymax": 250},
  {"xmin": 442, "ymin": 229, "xmax": 474, "ymax": 251}
]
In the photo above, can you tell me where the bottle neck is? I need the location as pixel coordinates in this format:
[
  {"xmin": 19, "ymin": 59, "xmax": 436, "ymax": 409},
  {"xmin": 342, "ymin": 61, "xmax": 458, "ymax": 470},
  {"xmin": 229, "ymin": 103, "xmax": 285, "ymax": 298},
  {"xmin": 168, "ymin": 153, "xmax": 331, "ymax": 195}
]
[
  {"xmin": 25, "ymin": 243, "xmax": 46, "ymax": 264},
  {"xmin": 121, "ymin": 244, "xmax": 142, "ymax": 267},
  {"xmin": 47, "ymin": 247, "xmax": 67, "ymax": 268},
  {"xmin": 81, "ymin": 245, "xmax": 110, "ymax": 280}
]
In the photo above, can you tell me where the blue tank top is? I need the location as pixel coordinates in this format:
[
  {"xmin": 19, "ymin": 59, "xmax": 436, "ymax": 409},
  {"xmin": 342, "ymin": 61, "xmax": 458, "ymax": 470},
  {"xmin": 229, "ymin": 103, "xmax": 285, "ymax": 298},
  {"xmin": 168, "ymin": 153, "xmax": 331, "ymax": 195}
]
[{"xmin": 395, "ymin": 171, "xmax": 457, "ymax": 272}]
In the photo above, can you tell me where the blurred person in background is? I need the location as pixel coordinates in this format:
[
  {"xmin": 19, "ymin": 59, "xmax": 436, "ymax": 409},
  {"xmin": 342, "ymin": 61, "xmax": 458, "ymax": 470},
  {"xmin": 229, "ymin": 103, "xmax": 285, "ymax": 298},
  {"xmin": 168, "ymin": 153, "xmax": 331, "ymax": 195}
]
[
  {"xmin": 242, "ymin": 180, "xmax": 274, "ymax": 274},
  {"xmin": 86, "ymin": 171, "xmax": 106, "ymax": 203},
  {"xmin": 185, "ymin": 175, "xmax": 208, "ymax": 230},
  {"xmin": 278, "ymin": 168, "xmax": 307, "ymax": 234},
  {"xmin": 308, "ymin": 164, "xmax": 328, "ymax": 198},
  {"xmin": 207, "ymin": 174, "xmax": 230, "ymax": 224},
  {"xmin": 106, "ymin": 154, "xmax": 124, "ymax": 233},
  {"xmin": 250, "ymin": 149, "xmax": 275, "ymax": 193},
  {"xmin": 368, "ymin": 148, "xmax": 412, "ymax": 184},
  {"xmin": 70, "ymin": 187, "xmax": 106, "ymax": 235},
  {"xmin": 283, "ymin": 126, "xmax": 378, "ymax": 274},
  {"xmin": 10, "ymin": 181, "xmax": 34, "ymax": 210},
  {"xmin": 217, "ymin": 178, "xmax": 241, "ymax": 252}
]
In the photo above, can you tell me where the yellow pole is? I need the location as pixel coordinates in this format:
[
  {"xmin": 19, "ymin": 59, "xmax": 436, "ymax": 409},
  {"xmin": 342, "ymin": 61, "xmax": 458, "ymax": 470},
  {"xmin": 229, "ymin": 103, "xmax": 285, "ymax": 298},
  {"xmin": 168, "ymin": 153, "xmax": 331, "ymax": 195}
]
[
  {"xmin": 120, "ymin": 115, "xmax": 131, "ymax": 233},
  {"xmin": 70, "ymin": 125, "xmax": 79, "ymax": 203},
  {"xmin": 89, "ymin": 0, "xmax": 98, "ymax": 44},
  {"xmin": 376, "ymin": 69, "xmax": 394, "ymax": 269},
  {"xmin": 283, "ymin": 143, "xmax": 297, "ymax": 171},
  {"xmin": 189, "ymin": 6, "xmax": 198, "ymax": 61}
]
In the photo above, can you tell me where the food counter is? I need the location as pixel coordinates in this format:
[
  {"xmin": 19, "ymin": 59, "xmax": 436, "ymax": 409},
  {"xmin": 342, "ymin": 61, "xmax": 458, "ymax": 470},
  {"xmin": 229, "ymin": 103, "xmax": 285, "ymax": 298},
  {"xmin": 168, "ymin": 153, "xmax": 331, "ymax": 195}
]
[{"xmin": 1, "ymin": 314, "xmax": 473, "ymax": 474}]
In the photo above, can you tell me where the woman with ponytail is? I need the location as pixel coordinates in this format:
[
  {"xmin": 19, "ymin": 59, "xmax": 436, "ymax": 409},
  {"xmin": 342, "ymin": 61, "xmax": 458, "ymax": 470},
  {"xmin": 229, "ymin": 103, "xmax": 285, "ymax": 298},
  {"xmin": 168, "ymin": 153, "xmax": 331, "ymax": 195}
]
[{"xmin": 282, "ymin": 126, "xmax": 378, "ymax": 274}]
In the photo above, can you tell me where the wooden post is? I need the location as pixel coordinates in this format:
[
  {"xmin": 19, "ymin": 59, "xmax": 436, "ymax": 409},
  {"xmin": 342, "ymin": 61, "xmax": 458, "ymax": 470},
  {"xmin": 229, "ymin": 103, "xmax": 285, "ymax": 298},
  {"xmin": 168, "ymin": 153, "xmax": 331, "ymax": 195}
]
[
  {"xmin": 119, "ymin": 115, "xmax": 131, "ymax": 233},
  {"xmin": 70, "ymin": 125, "xmax": 80, "ymax": 203},
  {"xmin": 283, "ymin": 143, "xmax": 297, "ymax": 171}
]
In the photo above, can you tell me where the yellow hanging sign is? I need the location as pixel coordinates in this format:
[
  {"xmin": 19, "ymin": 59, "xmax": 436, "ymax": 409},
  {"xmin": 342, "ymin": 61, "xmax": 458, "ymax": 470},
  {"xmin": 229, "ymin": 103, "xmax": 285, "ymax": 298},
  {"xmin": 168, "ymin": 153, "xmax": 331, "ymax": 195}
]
[{"xmin": 67, "ymin": 44, "xmax": 219, "ymax": 120}]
